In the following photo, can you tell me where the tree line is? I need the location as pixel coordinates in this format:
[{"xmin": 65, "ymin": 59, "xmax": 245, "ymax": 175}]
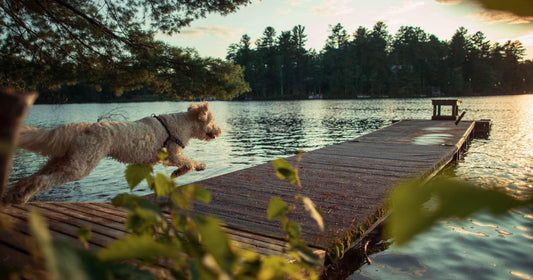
[{"xmin": 227, "ymin": 22, "xmax": 533, "ymax": 99}]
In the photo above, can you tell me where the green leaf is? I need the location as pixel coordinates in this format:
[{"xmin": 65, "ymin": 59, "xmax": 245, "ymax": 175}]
[
  {"xmin": 98, "ymin": 234, "xmax": 180, "ymax": 262},
  {"xmin": 286, "ymin": 221, "xmax": 301, "ymax": 239},
  {"xmin": 192, "ymin": 185, "xmax": 212, "ymax": 204},
  {"xmin": 111, "ymin": 193, "xmax": 161, "ymax": 214},
  {"xmin": 301, "ymin": 196, "xmax": 324, "ymax": 231},
  {"xmin": 386, "ymin": 178, "xmax": 530, "ymax": 246},
  {"xmin": 272, "ymin": 158, "xmax": 299, "ymax": 185},
  {"xmin": 290, "ymin": 241, "xmax": 321, "ymax": 266},
  {"xmin": 124, "ymin": 207, "xmax": 163, "ymax": 235},
  {"xmin": 157, "ymin": 148, "xmax": 169, "ymax": 161},
  {"xmin": 196, "ymin": 217, "xmax": 233, "ymax": 272},
  {"xmin": 267, "ymin": 197, "xmax": 289, "ymax": 220},
  {"xmin": 107, "ymin": 262, "xmax": 155, "ymax": 280},
  {"xmin": 180, "ymin": 184, "xmax": 212, "ymax": 204},
  {"xmin": 125, "ymin": 164, "xmax": 153, "ymax": 191},
  {"xmin": 76, "ymin": 226, "xmax": 92, "ymax": 250},
  {"xmin": 258, "ymin": 255, "xmax": 303, "ymax": 280},
  {"xmin": 154, "ymin": 172, "xmax": 175, "ymax": 197},
  {"xmin": 29, "ymin": 210, "xmax": 149, "ymax": 279},
  {"xmin": 29, "ymin": 210, "xmax": 58, "ymax": 278},
  {"xmin": 171, "ymin": 191, "xmax": 189, "ymax": 210}
]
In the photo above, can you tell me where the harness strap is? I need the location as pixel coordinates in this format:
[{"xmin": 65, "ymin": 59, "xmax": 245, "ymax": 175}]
[{"xmin": 152, "ymin": 114, "xmax": 185, "ymax": 149}]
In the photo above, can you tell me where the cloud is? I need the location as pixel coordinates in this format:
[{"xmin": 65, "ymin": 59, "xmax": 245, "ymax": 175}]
[
  {"xmin": 283, "ymin": 0, "xmax": 311, "ymax": 7},
  {"xmin": 433, "ymin": 0, "xmax": 465, "ymax": 4},
  {"xmin": 387, "ymin": 1, "xmax": 425, "ymax": 14},
  {"xmin": 500, "ymin": 32, "xmax": 533, "ymax": 46},
  {"xmin": 277, "ymin": 7, "xmax": 293, "ymax": 15},
  {"xmin": 470, "ymin": 10, "xmax": 533, "ymax": 24},
  {"xmin": 179, "ymin": 25, "xmax": 244, "ymax": 41},
  {"xmin": 309, "ymin": 0, "xmax": 354, "ymax": 16}
]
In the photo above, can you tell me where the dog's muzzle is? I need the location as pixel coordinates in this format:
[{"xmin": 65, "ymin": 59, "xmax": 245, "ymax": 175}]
[{"xmin": 206, "ymin": 127, "xmax": 221, "ymax": 139}]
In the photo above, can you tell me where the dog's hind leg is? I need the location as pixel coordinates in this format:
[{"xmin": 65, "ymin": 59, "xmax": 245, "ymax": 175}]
[{"xmin": 3, "ymin": 150, "xmax": 105, "ymax": 204}]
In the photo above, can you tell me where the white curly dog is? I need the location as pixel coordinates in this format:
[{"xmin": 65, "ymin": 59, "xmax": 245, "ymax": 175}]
[{"xmin": 3, "ymin": 102, "xmax": 221, "ymax": 204}]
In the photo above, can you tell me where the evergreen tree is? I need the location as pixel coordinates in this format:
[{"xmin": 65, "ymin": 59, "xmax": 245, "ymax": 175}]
[
  {"xmin": 226, "ymin": 22, "xmax": 532, "ymax": 100},
  {"xmin": 0, "ymin": 0, "xmax": 251, "ymax": 99}
]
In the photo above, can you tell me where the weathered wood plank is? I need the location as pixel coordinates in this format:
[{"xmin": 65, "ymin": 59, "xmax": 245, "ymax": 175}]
[
  {"xmin": 182, "ymin": 120, "xmax": 475, "ymax": 250},
  {"xmin": 0, "ymin": 119, "xmax": 476, "ymax": 278}
]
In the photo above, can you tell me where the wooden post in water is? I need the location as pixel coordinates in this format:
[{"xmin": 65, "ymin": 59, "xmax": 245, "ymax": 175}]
[
  {"xmin": 0, "ymin": 89, "xmax": 37, "ymax": 203},
  {"xmin": 432, "ymin": 99, "xmax": 461, "ymax": 120}
]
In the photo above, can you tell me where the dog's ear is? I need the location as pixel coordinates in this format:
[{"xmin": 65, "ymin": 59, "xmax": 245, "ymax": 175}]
[{"xmin": 188, "ymin": 102, "xmax": 209, "ymax": 122}]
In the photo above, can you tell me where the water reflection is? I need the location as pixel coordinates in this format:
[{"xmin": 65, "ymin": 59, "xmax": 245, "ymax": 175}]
[{"xmin": 224, "ymin": 101, "xmax": 390, "ymax": 164}]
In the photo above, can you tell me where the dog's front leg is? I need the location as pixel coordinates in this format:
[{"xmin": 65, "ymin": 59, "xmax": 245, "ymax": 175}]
[{"xmin": 167, "ymin": 149, "xmax": 206, "ymax": 178}]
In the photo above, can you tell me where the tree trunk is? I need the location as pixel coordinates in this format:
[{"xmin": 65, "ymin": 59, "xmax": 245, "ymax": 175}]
[{"xmin": 0, "ymin": 89, "xmax": 37, "ymax": 204}]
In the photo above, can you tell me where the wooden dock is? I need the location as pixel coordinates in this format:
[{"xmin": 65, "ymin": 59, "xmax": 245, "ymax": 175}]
[{"xmin": 0, "ymin": 119, "xmax": 476, "ymax": 278}]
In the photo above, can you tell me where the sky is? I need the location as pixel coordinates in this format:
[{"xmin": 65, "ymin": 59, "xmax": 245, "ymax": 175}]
[{"xmin": 156, "ymin": 0, "xmax": 533, "ymax": 60}]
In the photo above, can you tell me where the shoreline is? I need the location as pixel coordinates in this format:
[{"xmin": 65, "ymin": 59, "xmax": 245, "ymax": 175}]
[{"xmin": 34, "ymin": 92, "xmax": 533, "ymax": 105}]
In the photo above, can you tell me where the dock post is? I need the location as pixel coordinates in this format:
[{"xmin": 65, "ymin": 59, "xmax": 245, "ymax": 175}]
[{"xmin": 432, "ymin": 99, "xmax": 462, "ymax": 121}]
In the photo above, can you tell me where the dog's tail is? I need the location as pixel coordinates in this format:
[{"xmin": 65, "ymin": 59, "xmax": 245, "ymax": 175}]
[{"xmin": 17, "ymin": 125, "xmax": 78, "ymax": 157}]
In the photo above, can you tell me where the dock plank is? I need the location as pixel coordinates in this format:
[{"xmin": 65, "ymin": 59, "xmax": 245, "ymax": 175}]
[
  {"xmin": 185, "ymin": 120, "xmax": 475, "ymax": 248},
  {"xmin": 0, "ymin": 119, "xmax": 476, "ymax": 277}
]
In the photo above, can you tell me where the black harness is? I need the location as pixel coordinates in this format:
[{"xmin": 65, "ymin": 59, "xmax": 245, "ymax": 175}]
[{"xmin": 152, "ymin": 114, "xmax": 185, "ymax": 149}]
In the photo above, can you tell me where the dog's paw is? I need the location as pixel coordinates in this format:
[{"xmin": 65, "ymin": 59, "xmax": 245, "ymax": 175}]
[
  {"xmin": 171, "ymin": 166, "xmax": 192, "ymax": 178},
  {"xmin": 195, "ymin": 163, "xmax": 206, "ymax": 171}
]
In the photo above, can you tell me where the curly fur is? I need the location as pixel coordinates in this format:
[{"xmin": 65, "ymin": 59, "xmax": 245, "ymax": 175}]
[{"xmin": 3, "ymin": 102, "xmax": 221, "ymax": 204}]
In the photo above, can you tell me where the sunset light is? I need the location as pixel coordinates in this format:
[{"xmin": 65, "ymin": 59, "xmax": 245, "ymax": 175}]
[{"xmin": 158, "ymin": 0, "xmax": 533, "ymax": 60}]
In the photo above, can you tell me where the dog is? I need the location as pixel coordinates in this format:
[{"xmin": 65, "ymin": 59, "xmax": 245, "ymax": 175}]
[{"xmin": 2, "ymin": 102, "xmax": 221, "ymax": 204}]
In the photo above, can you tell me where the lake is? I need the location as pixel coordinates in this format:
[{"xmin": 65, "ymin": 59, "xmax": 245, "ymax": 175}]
[{"xmin": 9, "ymin": 95, "xmax": 533, "ymax": 279}]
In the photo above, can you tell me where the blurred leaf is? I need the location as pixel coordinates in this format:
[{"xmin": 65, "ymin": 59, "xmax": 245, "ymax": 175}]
[
  {"xmin": 197, "ymin": 217, "xmax": 233, "ymax": 272},
  {"xmin": 125, "ymin": 164, "xmax": 153, "ymax": 191},
  {"xmin": 286, "ymin": 221, "xmax": 301, "ymax": 239},
  {"xmin": 181, "ymin": 184, "xmax": 212, "ymax": 204},
  {"xmin": 29, "ymin": 210, "xmax": 58, "ymax": 278},
  {"xmin": 30, "ymin": 209, "xmax": 151, "ymax": 279},
  {"xmin": 111, "ymin": 193, "xmax": 161, "ymax": 214},
  {"xmin": 272, "ymin": 159, "xmax": 299, "ymax": 185},
  {"xmin": 171, "ymin": 191, "xmax": 189, "ymax": 210},
  {"xmin": 76, "ymin": 226, "xmax": 92, "ymax": 250},
  {"xmin": 301, "ymin": 196, "xmax": 324, "ymax": 231},
  {"xmin": 154, "ymin": 173, "xmax": 175, "ymax": 197},
  {"xmin": 290, "ymin": 241, "xmax": 321, "ymax": 266},
  {"xmin": 386, "ymin": 178, "xmax": 530, "ymax": 246},
  {"xmin": 107, "ymin": 262, "xmax": 155, "ymax": 280},
  {"xmin": 258, "ymin": 255, "xmax": 307, "ymax": 280},
  {"xmin": 98, "ymin": 234, "xmax": 180, "ymax": 262},
  {"xmin": 157, "ymin": 148, "xmax": 169, "ymax": 161},
  {"xmin": 125, "ymin": 207, "xmax": 163, "ymax": 235},
  {"xmin": 51, "ymin": 243, "xmax": 114, "ymax": 280},
  {"xmin": 201, "ymin": 254, "xmax": 223, "ymax": 279},
  {"xmin": 267, "ymin": 197, "xmax": 288, "ymax": 220},
  {"xmin": 192, "ymin": 185, "xmax": 212, "ymax": 204}
]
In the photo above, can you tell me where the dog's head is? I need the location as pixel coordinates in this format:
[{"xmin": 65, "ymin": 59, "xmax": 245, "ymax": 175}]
[{"xmin": 187, "ymin": 102, "xmax": 221, "ymax": 141}]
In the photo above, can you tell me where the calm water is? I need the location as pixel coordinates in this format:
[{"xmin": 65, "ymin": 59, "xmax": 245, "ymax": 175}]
[{"xmin": 9, "ymin": 95, "xmax": 533, "ymax": 279}]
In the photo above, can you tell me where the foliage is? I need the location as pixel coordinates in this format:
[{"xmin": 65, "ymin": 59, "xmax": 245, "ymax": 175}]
[
  {"xmin": 0, "ymin": 0, "xmax": 250, "ymax": 100},
  {"xmin": 227, "ymin": 22, "xmax": 533, "ymax": 99},
  {"xmin": 385, "ymin": 178, "xmax": 533, "ymax": 246},
  {"xmin": 3, "ymin": 152, "xmax": 323, "ymax": 279}
]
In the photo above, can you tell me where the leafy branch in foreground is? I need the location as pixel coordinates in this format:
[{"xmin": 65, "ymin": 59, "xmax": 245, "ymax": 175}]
[
  {"xmin": 386, "ymin": 178, "xmax": 533, "ymax": 246},
  {"xmin": 4, "ymin": 152, "xmax": 323, "ymax": 279},
  {"xmin": 268, "ymin": 154, "xmax": 324, "ymax": 271}
]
